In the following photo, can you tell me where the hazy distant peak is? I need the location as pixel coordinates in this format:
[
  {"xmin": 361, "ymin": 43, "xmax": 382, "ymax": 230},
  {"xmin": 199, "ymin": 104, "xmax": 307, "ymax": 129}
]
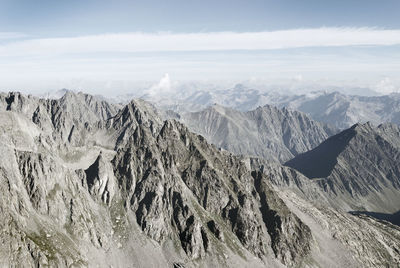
[{"xmin": 41, "ymin": 88, "xmax": 73, "ymax": 100}]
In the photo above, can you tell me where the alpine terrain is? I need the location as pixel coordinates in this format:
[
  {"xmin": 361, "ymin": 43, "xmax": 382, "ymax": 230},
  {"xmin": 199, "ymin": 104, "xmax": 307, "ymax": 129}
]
[
  {"xmin": 286, "ymin": 122, "xmax": 400, "ymax": 214},
  {"xmin": 0, "ymin": 91, "xmax": 399, "ymax": 267},
  {"xmin": 136, "ymin": 84, "xmax": 400, "ymax": 130},
  {"xmin": 179, "ymin": 104, "xmax": 335, "ymax": 162}
]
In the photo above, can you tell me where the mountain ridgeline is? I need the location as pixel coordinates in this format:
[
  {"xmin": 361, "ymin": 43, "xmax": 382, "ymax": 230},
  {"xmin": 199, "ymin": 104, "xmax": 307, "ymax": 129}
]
[
  {"xmin": 179, "ymin": 104, "xmax": 336, "ymax": 163},
  {"xmin": 138, "ymin": 85, "xmax": 400, "ymax": 130},
  {"xmin": 0, "ymin": 91, "xmax": 399, "ymax": 267},
  {"xmin": 175, "ymin": 100, "xmax": 400, "ymax": 216},
  {"xmin": 278, "ymin": 91, "xmax": 400, "ymax": 129},
  {"xmin": 285, "ymin": 122, "xmax": 400, "ymax": 213}
]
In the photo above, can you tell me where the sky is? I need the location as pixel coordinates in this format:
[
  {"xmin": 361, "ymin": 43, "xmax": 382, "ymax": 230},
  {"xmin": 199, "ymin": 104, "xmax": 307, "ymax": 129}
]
[{"xmin": 0, "ymin": 0, "xmax": 400, "ymax": 95}]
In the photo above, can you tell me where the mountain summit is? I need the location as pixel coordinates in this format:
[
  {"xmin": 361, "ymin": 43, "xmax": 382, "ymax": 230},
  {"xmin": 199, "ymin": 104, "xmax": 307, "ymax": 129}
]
[
  {"xmin": 286, "ymin": 122, "xmax": 400, "ymax": 213},
  {"xmin": 181, "ymin": 104, "xmax": 335, "ymax": 162}
]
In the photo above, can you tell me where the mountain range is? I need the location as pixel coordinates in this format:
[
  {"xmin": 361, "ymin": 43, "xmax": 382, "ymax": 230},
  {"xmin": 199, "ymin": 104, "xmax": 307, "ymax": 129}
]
[
  {"xmin": 275, "ymin": 91, "xmax": 400, "ymax": 129},
  {"xmin": 0, "ymin": 91, "xmax": 399, "ymax": 267},
  {"xmin": 175, "ymin": 100, "xmax": 400, "ymax": 215},
  {"xmin": 120, "ymin": 84, "xmax": 400, "ymax": 130},
  {"xmin": 179, "ymin": 104, "xmax": 335, "ymax": 162}
]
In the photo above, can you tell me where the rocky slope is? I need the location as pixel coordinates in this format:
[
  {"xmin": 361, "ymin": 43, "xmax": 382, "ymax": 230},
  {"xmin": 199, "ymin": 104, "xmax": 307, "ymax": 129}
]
[
  {"xmin": 180, "ymin": 104, "xmax": 335, "ymax": 162},
  {"xmin": 279, "ymin": 190, "xmax": 400, "ymax": 267},
  {"xmin": 0, "ymin": 91, "xmax": 122, "ymax": 145},
  {"xmin": 0, "ymin": 91, "xmax": 399, "ymax": 267},
  {"xmin": 286, "ymin": 122, "xmax": 400, "ymax": 213}
]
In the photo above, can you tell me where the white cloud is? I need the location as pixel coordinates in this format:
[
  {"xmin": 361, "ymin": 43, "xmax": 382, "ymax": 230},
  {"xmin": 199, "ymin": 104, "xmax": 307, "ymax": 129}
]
[
  {"xmin": 0, "ymin": 28, "xmax": 400, "ymax": 57},
  {"xmin": 374, "ymin": 77, "xmax": 399, "ymax": 94},
  {"xmin": 0, "ymin": 28, "xmax": 399, "ymax": 94},
  {"xmin": 293, "ymin": 74, "xmax": 303, "ymax": 82},
  {"xmin": 147, "ymin": 73, "xmax": 172, "ymax": 96}
]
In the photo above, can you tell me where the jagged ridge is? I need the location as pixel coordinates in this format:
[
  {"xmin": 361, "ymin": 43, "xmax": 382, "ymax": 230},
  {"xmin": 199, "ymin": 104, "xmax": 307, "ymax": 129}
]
[
  {"xmin": 286, "ymin": 122, "xmax": 400, "ymax": 213},
  {"xmin": 180, "ymin": 104, "xmax": 335, "ymax": 162}
]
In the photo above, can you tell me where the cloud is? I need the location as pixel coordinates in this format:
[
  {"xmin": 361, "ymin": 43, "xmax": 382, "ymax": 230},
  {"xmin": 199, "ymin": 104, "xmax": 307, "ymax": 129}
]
[
  {"xmin": 374, "ymin": 77, "xmax": 399, "ymax": 94},
  {"xmin": 0, "ymin": 28, "xmax": 399, "ymax": 93},
  {"xmin": 147, "ymin": 73, "xmax": 173, "ymax": 96},
  {"xmin": 0, "ymin": 28, "xmax": 400, "ymax": 57},
  {"xmin": 293, "ymin": 74, "xmax": 303, "ymax": 82}
]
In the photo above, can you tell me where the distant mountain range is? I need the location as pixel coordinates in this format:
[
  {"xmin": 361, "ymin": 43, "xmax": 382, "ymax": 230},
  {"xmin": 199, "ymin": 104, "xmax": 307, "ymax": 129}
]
[
  {"xmin": 134, "ymin": 85, "xmax": 400, "ymax": 130},
  {"xmin": 38, "ymin": 85, "xmax": 400, "ymax": 130},
  {"xmin": 275, "ymin": 91, "xmax": 400, "ymax": 129}
]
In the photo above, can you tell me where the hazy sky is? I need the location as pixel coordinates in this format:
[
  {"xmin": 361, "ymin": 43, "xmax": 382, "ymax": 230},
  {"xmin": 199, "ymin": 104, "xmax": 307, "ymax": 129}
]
[{"xmin": 0, "ymin": 0, "xmax": 399, "ymax": 94}]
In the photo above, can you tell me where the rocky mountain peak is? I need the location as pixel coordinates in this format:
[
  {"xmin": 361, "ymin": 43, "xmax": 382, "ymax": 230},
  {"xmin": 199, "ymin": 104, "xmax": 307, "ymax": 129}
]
[
  {"xmin": 1, "ymin": 92, "xmax": 42, "ymax": 114},
  {"xmin": 286, "ymin": 122, "xmax": 400, "ymax": 212},
  {"xmin": 181, "ymin": 103, "xmax": 335, "ymax": 162}
]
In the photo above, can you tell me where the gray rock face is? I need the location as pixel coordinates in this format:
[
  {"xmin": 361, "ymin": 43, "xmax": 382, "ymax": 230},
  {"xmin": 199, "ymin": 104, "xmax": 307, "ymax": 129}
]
[
  {"xmin": 286, "ymin": 122, "xmax": 400, "ymax": 213},
  {"xmin": 0, "ymin": 91, "xmax": 399, "ymax": 267},
  {"xmin": 82, "ymin": 152, "xmax": 116, "ymax": 205},
  {"xmin": 181, "ymin": 104, "xmax": 335, "ymax": 162},
  {"xmin": 110, "ymin": 115, "xmax": 313, "ymax": 265}
]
